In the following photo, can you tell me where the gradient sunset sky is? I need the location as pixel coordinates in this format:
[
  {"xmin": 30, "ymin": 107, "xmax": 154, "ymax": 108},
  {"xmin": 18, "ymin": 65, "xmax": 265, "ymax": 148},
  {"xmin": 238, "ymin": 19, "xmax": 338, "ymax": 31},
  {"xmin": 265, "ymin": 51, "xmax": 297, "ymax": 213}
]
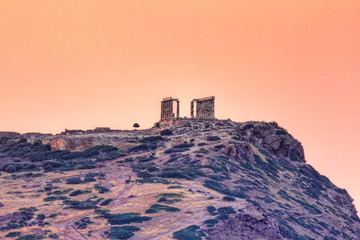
[{"xmin": 1, "ymin": 1, "xmax": 360, "ymax": 209}]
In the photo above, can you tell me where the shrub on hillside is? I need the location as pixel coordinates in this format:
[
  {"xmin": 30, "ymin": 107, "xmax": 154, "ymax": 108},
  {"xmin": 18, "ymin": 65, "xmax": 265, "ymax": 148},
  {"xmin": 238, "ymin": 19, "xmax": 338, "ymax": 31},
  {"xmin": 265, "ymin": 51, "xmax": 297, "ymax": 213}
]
[
  {"xmin": 203, "ymin": 180, "xmax": 248, "ymax": 199},
  {"xmin": 146, "ymin": 166, "xmax": 159, "ymax": 172},
  {"xmin": 69, "ymin": 190, "xmax": 83, "ymax": 197},
  {"xmin": 128, "ymin": 144, "xmax": 152, "ymax": 152},
  {"xmin": 43, "ymin": 196, "xmax": 68, "ymax": 202},
  {"xmin": 139, "ymin": 136, "xmax": 163, "ymax": 143},
  {"xmin": 103, "ymin": 212, "xmax": 152, "ymax": 225},
  {"xmin": 66, "ymin": 177, "xmax": 83, "ymax": 184},
  {"xmin": 160, "ymin": 129, "xmax": 173, "ymax": 136},
  {"xmin": 100, "ymin": 198, "xmax": 113, "ymax": 206},
  {"xmin": 206, "ymin": 206, "xmax": 217, "ymax": 215},
  {"xmin": 106, "ymin": 226, "xmax": 140, "ymax": 240},
  {"xmin": 164, "ymin": 148, "xmax": 190, "ymax": 154},
  {"xmin": 204, "ymin": 219, "xmax": 219, "ymax": 227},
  {"xmin": 145, "ymin": 204, "xmax": 181, "ymax": 214},
  {"xmin": 63, "ymin": 199, "xmax": 100, "ymax": 210},
  {"xmin": 83, "ymin": 176, "xmax": 96, "ymax": 182},
  {"xmin": 137, "ymin": 171, "xmax": 153, "ymax": 178},
  {"xmin": 75, "ymin": 217, "xmax": 93, "ymax": 229},
  {"xmin": 206, "ymin": 136, "xmax": 221, "ymax": 141},
  {"xmin": 173, "ymin": 225, "xmax": 206, "ymax": 240},
  {"xmin": 158, "ymin": 168, "xmax": 205, "ymax": 180},
  {"xmin": 222, "ymin": 196, "xmax": 236, "ymax": 201},
  {"xmin": 94, "ymin": 184, "xmax": 110, "ymax": 194},
  {"xmin": 5, "ymin": 232, "xmax": 21, "ymax": 237}
]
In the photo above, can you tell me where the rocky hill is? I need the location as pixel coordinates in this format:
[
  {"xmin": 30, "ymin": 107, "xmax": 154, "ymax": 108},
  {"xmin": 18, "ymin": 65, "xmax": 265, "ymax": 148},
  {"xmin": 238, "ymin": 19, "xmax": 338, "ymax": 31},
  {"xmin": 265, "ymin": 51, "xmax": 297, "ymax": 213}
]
[{"xmin": 0, "ymin": 120, "xmax": 359, "ymax": 240}]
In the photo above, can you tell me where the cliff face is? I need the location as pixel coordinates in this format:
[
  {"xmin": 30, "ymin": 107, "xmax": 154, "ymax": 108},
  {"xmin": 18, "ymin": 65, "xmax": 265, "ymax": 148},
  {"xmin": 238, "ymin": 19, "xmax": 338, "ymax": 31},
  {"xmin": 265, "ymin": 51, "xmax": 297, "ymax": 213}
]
[{"xmin": 0, "ymin": 120, "xmax": 359, "ymax": 240}]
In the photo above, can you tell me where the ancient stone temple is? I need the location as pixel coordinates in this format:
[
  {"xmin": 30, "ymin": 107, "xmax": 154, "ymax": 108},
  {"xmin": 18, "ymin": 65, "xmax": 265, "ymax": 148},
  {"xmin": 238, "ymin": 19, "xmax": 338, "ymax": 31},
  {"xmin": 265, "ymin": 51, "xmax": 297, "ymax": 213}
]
[
  {"xmin": 155, "ymin": 97, "xmax": 181, "ymax": 128},
  {"xmin": 156, "ymin": 96, "xmax": 215, "ymax": 128},
  {"xmin": 191, "ymin": 96, "xmax": 215, "ymax": 118},
  {"xmin": 160, "ymin": 97, "xmax": 180, "ymax": 120}
]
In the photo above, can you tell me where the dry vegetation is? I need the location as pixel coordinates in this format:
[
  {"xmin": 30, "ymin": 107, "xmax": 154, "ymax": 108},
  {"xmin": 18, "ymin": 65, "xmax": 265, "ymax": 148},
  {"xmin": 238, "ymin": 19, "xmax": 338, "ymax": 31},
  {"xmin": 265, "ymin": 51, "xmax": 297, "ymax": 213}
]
[{"xmin": 1, "ymin": 120, "xmax": 359, "ymax": 239}]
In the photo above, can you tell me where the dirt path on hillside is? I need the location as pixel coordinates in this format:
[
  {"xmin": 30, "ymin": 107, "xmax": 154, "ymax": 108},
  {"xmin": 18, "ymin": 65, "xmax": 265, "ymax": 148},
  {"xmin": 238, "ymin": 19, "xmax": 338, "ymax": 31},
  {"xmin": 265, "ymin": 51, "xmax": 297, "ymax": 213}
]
[
  {"xmin": 54, "ymin": 159, "xmax": 136, "ymax": 240},
  {"xmin": 55, "ymin": 213, "xmax": 92, "ymax": 240},
  {"xmin": 91, "ymin": 166, "xmax": 136, "ymax": 240}
]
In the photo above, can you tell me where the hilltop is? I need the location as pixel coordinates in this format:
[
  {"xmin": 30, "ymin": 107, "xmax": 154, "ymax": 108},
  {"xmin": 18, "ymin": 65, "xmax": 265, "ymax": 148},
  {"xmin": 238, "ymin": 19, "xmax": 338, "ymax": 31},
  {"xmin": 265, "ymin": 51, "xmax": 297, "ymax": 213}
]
[{"xmin": 0, "ymin": 119, "xmax": 359, "ymax": 239}]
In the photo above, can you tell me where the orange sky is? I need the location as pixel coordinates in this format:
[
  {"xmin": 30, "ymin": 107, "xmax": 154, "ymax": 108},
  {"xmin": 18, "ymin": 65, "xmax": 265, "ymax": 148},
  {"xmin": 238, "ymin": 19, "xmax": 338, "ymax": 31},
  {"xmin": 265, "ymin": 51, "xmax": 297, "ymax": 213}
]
[{"xmin": 1, "ymin": 0, "xmax": 360, "ymax": 209}]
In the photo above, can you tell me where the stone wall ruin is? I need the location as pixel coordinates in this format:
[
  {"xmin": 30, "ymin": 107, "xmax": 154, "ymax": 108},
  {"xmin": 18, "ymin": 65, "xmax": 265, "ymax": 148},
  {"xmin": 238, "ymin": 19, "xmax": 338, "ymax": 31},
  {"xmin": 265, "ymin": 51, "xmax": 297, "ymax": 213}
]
[
  {"xmin": 191, "ymin": 96, "xmax": 215, "ymax": 119},
  {"xmin": 160, "ymin": 97, "xmax": 180, "ymax": 120}
]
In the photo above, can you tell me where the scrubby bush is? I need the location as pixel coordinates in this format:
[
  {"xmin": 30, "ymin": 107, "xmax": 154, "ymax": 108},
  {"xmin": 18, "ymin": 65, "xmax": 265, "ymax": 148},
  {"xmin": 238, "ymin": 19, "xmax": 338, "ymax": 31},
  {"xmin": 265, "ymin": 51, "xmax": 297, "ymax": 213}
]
[
  {"xmin": 278, "ymin": 220, "xmax": 304, "ymax": 239},
  {"xmin": 157, "ymin": 197, "xmax": 167, "ymax": 202},
  {"xmin": 53, "ymin": 188, "xmax": 73, "ymax": 195},
  {"xmin": 83, "ymin": 176, "xmax": 96, "ymax": 182},
  {"xmin": 222, "ymin": 196, "xmax": 236, "ymax": 201},
  {"xmin": 203, "ymin": 180, "xmax": 248, "ymax": 199},
  {"xmin": 69, "ymin": 190, "xmax": 83, "ymax": 197},
  {"xmin": 204, "ymin": 219, "xmax": 219, "ymax": 227},
  {"xmin": 208, "ymin": 174, "xmax": 225, "ymax": 181},
  {"xmin": 147, "ymin": 166, "xmax": 159, "ymax": 172},
  {"xmin": 135, "ymin": 155, "xmax": 154, "ymax": 162},
  {"xmin": 214, "ymin": 144, "xmax": 225, "ymax": 150},
  {"xmin": 157, "ymin": 193, "xmax": 184, "ymax": 199},
  {"xmin": 5, "ymin": 232, "xmax": 21, "ymax": 237},
  {"xmin": 194, "ymin": 148, "xmax": 209, "ymax": 154},
  {"xmin": 15, "ymin": 234, "xmax": 45, "ymax": 240},
  {"xmin": 75, "ymin": 217, "xmax": 93, "ymax": 229},
  {"xmin": 217, "ymin": 206, "xmax": 236, "ymax": 215},
  {"xmin": 43, "ymin": 160, "xmax": 64, "ymax": 168},
  {"xmin": 158, "ymin": 168, "xmax": 205, "ymax": 180},
  {"xmin": 146, "ymin": 204, "xmax": 180, "ymax": 213},
  {"xmin": 206, "ymin": 136, "xmax": 221, "ymax": 141},
  {"xmin": 160, "ymin": 129, "xmax": 173, "ymax": 136},
  {"xmin": 173, "ymin": 143, "xmax": 194, "ymax": 149},
  {"xmin": 173, "ymin": 225, "xmax": 206, "ymax": 240},
  {"xmin": 139, "ymin": 136, "xmax": 163, "ymax": 143},
  {"xmin": 37, "ymin": 214, "xmax": 46, "ymax": 220},
  {"xmin": 94, "ymin": 184, "xmax": 110, "ymax": 194},
  {"xmin": 100, "ymin": 198, "xmax": 113, "ymax": 206},
  {"xmin": 207, "ymin": 206, "xmax": 217, "ymax": 215},
  {"xmin": 128, "ymin": 144, "xmax": 152, "ymax": 152},
  {"xmin": 5, "ymin": 164, "xmax": 16, "ymax": 173},
  {"xmin": 107, "ymin": 226, "xmax": 140, "ymax": 240},
  {"xmin": 264, "ymin": 195, "xmax": 275, "ymax": 203},
  {"xmin": 76, "ymin": 163, "xmax": 96, "ymax": 169},
  {"xmin": 86, "ymin": 172, "xmax": 100, "ymax": 178},
  {"xmin": 289, "ymin": 150, "xmax": 302, "ymax": 162},
  {"xmin": 137, "ymin": 171, "xmax": 153, "ymax": 178},
  {"xmin": 63, "ymin": 198, "xmax": 100, "ymax": 210},
  {"xmin": 145, "ymin": 208, "xmax": 158, "ymax": 214},
  {"xmin": 324, "ymin": 237, "xmax": 337, "ymax": 240},
  {"xmin": 164, "ymin": 148, "xmax": 190, "ymax": 154},
  {"xmin": 66, "ymin": 177, "xmax": 83, "ymax": 184},
  {"xmin": 43, "ymin": 196, "xmax": 68, "ymax": 202},
  {"xmin": 168, "ymin": 185, "xmax": 184, "ymax": 189},
  {"xmin": 253, "ymin": 154, "xmax": 279, "ymax": 178},
  {"xmin": 103, "ymin": 212, "xmax": 151, "ymax": 225}
]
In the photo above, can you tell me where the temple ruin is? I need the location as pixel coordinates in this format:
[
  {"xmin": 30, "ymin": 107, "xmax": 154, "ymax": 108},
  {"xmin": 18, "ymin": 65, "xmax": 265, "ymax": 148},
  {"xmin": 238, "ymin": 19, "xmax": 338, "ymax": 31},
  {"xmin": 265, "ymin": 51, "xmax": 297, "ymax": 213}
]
[
  {"xmin": 156, "ymin": 96, "xmax": 215, "ymax": 128},
  {"xmin": 160, "ymin": 97, "xmax": 180, "ymax": 120},
  {"xmin": 156, "ymin": 97, "xmax": 181, "ymax": 128},
  {"xmin": 191, "ymin": 96, "xmax": 215, "ymax": 119}
]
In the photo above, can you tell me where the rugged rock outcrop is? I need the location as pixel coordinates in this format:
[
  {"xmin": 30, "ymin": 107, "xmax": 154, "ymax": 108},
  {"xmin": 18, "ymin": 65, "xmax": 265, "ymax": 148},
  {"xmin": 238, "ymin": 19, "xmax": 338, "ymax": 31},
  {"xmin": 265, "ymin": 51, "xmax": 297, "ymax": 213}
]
[{"xmin": 204, "ymin": 210, "xmax": 281, "ymax": 240}]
